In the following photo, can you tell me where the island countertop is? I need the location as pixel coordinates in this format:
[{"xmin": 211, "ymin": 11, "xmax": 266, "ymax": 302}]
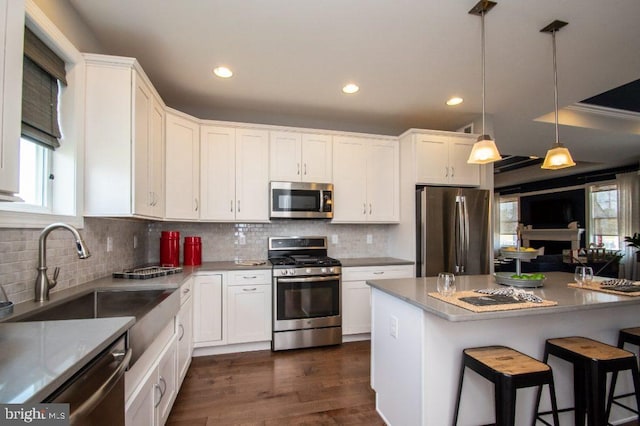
[{"xmin": 366, "ymin": 271, "xmax": 637, "ymax": 322}]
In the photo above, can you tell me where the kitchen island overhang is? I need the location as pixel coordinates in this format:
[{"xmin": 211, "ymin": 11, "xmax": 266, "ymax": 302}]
[{"xmin": 367, "ymin": 272, "xmax": 640, "ymax": 425}]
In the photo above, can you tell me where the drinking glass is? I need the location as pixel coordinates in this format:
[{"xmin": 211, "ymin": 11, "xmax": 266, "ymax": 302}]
[
  {"xmin": 574, "ymin": 266, "xmax": 594, "ymax": 287},
  {"xmin": 437, "ymin": 272, "xmax": 456, "ymax": 297}
]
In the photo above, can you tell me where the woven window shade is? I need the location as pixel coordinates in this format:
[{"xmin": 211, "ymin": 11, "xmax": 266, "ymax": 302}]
[{"xmin": 21, "ymin": 27, "xmax": 67, "ymax": 150}]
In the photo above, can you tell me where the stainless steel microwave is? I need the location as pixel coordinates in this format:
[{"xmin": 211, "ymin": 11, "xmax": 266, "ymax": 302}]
[{"xmin": 270, "ymin": 181, "xmax": 333, "ymax": 219}]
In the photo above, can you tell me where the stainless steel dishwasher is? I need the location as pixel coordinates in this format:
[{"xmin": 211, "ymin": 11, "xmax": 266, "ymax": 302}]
[{"xmin": 44, "ymin": 333, "xmax": 131, "ymax": 425}]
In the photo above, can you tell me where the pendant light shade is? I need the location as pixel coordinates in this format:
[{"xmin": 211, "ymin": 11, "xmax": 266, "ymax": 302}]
[
  {"xmin": 467, "ymin": 0, "xmax": 502, "ymax": 165},
  {"xmin": 540, "ymin": 20, "xmax": 575, "ymax": 170}
]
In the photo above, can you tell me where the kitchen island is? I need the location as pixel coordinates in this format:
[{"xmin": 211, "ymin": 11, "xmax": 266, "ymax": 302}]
[{"xmin": 367, "ymin": 272, "xmax": 640, "ymax": 425}]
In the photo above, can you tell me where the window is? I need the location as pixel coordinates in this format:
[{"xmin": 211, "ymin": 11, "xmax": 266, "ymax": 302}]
[
  {"xmin": 499, "ymin": 197, "xmax": 519, "ymax": 247},
  {"xmin": 17, "ymin": 137, "xmax": 51, "ymax": 207},
  {"xmin": 589, "ymin": 183, "xmax": 619, "ymax": 250}
]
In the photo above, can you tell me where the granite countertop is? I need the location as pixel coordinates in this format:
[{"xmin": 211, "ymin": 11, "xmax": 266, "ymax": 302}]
[
  {"xmin": 339, "ymin": 257, "xmax": 414, "ymax": 268},
  {"xmin": 367, "ymin": 271, "xmax": 640, "ymax": 322},
  {"xmin": 0, "ymin": 317, "xmax": 134, "ymax": 403}
]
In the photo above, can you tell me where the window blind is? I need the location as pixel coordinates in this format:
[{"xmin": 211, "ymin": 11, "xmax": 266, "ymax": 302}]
[{"xmin": 21, "ymin": 27, "xmax": 67, "ymax": 150}]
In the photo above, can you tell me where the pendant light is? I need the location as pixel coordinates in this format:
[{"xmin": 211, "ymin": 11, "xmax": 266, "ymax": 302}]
[
  {"xmin": 467, "ymin": 0, "xmax": 502, "ymax": 164},
  {"xmin": 540, "ymin": 20, "xmax": 576, "ymax": 170}
]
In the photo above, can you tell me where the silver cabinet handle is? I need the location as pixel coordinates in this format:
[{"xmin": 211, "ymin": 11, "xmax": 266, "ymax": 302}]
[
  {"xmin": 297, "ymin": 163, "xmax": 300, "ymax": 175},
  {"xmin": 242, "ymin": 287, "xmax": 257, "ymax": 292},
  {"xmin": 445, "ymin": 167, "xmax": 449, "ymax": 177},
  {"xmin": 178, "ymin": 323, "xmax": 185, "ymax": 341},
  {"xmin": 304, "ymin": 163, "xmax": 307, "ymax": 175},
  {"xmin": 373, "ymin": 271, "xmax": 385, "ymax": 275},
  {"xmin": 154, "ymin": 384, "xmax": 162, "ymax": 407},
  {"xmin": 195, "ymin": 198, "xmax": 199, "ymax": 212},
  {"xmin": 242, "ymin": 275, "xmax": 257, "ymax": 279},
  {"xmin": 237, "ymin": 200, "xmax": 241, "ymax": 213},
  {"xmin": 369, "ymin": 203, "xmax": 372, "ymax": 215},
  {"xmin": 159, "ymin": 376, "xmax": 167, "ymax": 396},
  {"xmin": 363, "ymin": 203, "xmax": 366, "ymax": 214},
  {"xmin": 182, "ymin": 287, "xmax": 190, "ymax": 295},
  {"xmin": 451, "ymin": 167, "xmax": 455, "ymax": 178},
  {"xmin": 230, "ymin": 200, "xmax": 234, "ymax": 212}
]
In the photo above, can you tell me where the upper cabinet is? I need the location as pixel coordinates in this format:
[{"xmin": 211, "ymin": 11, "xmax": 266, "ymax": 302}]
[
  {"xmin": 410, "ymin": 131, "xmax": 480, "ymax": 186},
  {"xmin": 165, "ymin": 110, "xmax": 200, "ymax": 220},
  {"xmin": 0, "ymin": 0, "xmax": 24, "ymax": 200},
  {"xmin": 84, "ymin": 54, "xmax": 165, "ymax": 218},
  {"xmin": 200, "ymin": 125, "xmax": 269, "ymax": 222},
  {"xmin": 332, "ymin": 136, "xmax": 399, "ymax": 223},
  {"xmin": 269, "ymin": 131, "xmax": 332, "ymax": 183}
]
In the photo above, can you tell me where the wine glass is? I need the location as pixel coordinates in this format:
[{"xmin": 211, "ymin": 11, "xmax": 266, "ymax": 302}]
[
  {"xmin": 437, "ymin": 272, "xmax": 456, "ymax": 297},
  {"xmin": 574, "ymin": 266, "xmax": 594, "ymax": 287}
]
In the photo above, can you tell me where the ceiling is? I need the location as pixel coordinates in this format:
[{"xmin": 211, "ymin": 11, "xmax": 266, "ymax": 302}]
[{"xmin": 67, "ymin": 0, "xmax": 640, "ymax": 166}]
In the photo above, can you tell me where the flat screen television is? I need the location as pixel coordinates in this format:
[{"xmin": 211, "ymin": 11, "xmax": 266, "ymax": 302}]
[{"xmin": 520, "ymin": 189, "xmax": 585, "ymax": 229}]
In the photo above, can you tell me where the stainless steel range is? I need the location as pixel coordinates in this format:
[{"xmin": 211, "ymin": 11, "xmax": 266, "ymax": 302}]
[{"xmin": 268, "ymin": 236, "xmax": 342, "ymax": 351}]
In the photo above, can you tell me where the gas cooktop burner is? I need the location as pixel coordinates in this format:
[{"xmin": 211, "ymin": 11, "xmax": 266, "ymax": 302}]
[{"xmin": 269, "ymin": 255, "xmax": 341, "ymax": 267}]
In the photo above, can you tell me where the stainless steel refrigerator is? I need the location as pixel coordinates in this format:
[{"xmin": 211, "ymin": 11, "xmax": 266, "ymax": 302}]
[{"xmin": 416, "ymin": 186, "xmax": 491, "ymax": 277}]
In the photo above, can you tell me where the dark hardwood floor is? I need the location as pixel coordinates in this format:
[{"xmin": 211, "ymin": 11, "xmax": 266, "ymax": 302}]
[{"xmin": 167, "ymin": 341, "xmax": 385, "ymax": 425}]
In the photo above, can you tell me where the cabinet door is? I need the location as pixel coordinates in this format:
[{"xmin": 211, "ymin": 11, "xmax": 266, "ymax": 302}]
[
  {"xmin": 165, "ymin": 113, "xmax": 200, "ymax": 219},
  {"xmin": 149, "ymin": 101, "xmax": 165, "ymax": 217},
  {"xmin": 133, "ymin": 78, "xmax": 153, "ymax": 216},
  {"xmin": 0, "ymin": 0, "xmax": 23, "ymax": 197},
  {"xmin": 177, "ymin": 295, "xmax": 193, "ymax": 385},
  {"xmin": 270, "ymin": 131, "xmax": 302, "ymax": 181},
  {"xmin": 332, "ymin": 136, "xmax": 368, "ymax": 222},
  {"xmin": 342, "ymin": 280, "xmax": 372, "ymax": 335},
  {"xmin": 125, "ymin": 365, "xmax": 157, "ymax": 426},
  {"xmin": 200, "ymin": 126, "xmax": 236, "ymax": 221},
  {"xmin": 227, "ymin": 284, "xmax": 271, "ymax": 344},
  {"xmin": 193, "ymin": 275, "xmax": 223, "ymax": 344},
  {"xmin": 301, "ymin": 133, "xmax": 332, "ymax": 183},
  {"xmin": 367, "ymin": 140, "xmax": 399, "ymax": 222},
  {"xmin": 235, "ymin": 129, "xmax": 269, "ymax": 222},
  {"xmin": 415, "ymin": 135, "xmax": 449, "ymax": 184},
  {"xmin": 157, "ymin": 338, "xmax": 177, "ymax": 426},
  {"xmin": 448, "ymin": 137, "xmax": 480, "ymax": 186}
]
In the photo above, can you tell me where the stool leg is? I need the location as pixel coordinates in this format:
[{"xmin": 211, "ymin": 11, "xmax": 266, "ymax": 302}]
[
  {"xmin": 631, "ymin": 361, "xmax": 640, "ymax": 418},
  {"xmin": 452, "ymin": 357, "xmax": 466, "ymax": 426},
  {"xmin": 532, "ymin": 347, "xmax": 550, "ymax": 425},
  {"xmin": 587, "ymin": 361, "xmax": 606, "ymax": 426},
  {"xmin": 605, "ymin": 370, "xmax": 619, "ymax": 420},
  {"xmin": 495, "ymin": 377, "xmax": 516, "ymax": 426},
  {"xmin": 547, "ymin": 377, "xmax": 561, "ymax": 426},
  {"xmin": 573, "ymin": 364, "xmax": 587, "ymax": 426}
]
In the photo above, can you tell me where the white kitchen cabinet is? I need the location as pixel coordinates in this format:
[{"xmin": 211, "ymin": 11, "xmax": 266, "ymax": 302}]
[
  {"xmin": 165, "ymin": 110, "xmax": 200, "ymax": 220},
  {"xmin": 332, "ymin": 136, "xmax": 399, "ymax": 223},
  {"xmin": 176, "ymin": 278, "xmax": 193, "ymax": 386},
  {"xmin": 270, "ymin": 131, "xmax": 332, "ymax": 183},
  {"xmin": 84, "ymin": 54, "xmax": 165, "ymax": 218},
  {"xmin": 193, "ymin": 274, "xmax": 223, "ymax": 346},
  {"xmin": 0, "ymin": 0, "xmax": 24, "ymax": 200},
  {"xmin": 342, "ymin": 264, "xmax": 413, "ymax": 335},
  {"xmin": 413, "ymin": 131, "xmax": 480, "ymax": 186},
  {"xmin": 200, "ymin": 125, "xmax": 269, "ymax": 222},
  {"xmin": 226, "ymin": 270, "xmax": 271, "ymax": 344},
  {"xmin": 125, "ymin": 335, "xmax": 177, "ymax": 426}
]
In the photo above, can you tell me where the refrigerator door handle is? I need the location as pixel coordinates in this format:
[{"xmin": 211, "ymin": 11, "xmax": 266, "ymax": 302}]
[
  {"xmin": 420, "ymin": 190, "xmax": 427, "ymax": 277},
  {"xmin": 455, "ymin": 195, "xmax": 464, "ymax": 274},
  {"xmin": 461, "ymin": 195, "xmax": 470, "ymax": 274}
]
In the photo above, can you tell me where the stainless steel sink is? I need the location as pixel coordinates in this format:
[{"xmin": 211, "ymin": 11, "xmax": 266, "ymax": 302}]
[{"xmin": 7, "ymin": 288, "xmax": 180, "ymax": 366}]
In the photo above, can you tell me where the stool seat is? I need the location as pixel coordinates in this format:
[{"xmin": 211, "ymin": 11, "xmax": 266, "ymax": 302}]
[
  {"xmin": 606, "ymin": 328, "xmax": 640, "ymax": 419},
  {"xmin": 454, "ymin": 345, "xmax": 559, "ymax": 426},
  {"xmin": 619, "ymin": 327, "xmax": 640, "ymax": 346},
  {"xmin": 534, "ymin": 336, "xmax": 640, "ymax": 426},
  {"xmin": 465, "ymin": 346, "xmax": 551, "ymax": 376},
  {"xmin": 547, "ymin": 336, "xmax": 635, "ymax": 362}
]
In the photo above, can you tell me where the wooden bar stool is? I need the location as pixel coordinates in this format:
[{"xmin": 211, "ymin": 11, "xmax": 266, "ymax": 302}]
[
  {"xmin": 533, "ymin": 336, "xmax": 640, "ymax": 426},
  {"xmin": 453, "ymin": 345, "xmax": 559, "ymax": 426},
  {"xmin": 605, "ymin": 327, "xmax": 640, "ymax": 418}
]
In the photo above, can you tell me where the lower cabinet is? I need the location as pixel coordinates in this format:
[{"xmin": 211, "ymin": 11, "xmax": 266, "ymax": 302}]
[
  {"xmin": 227, "ymin": 283, "xmax": 271, "ymax": 344},
  {"xmin": 342, "ymin": 264, "xmax": 414, "ymax": 335},
  {"xmin": 193, "ymin": 274, "xmax": 223, "ymax": 346},
  {"xmin": 176, "ymin": 279, "xmax": 193, "ymax": 386},
  {"xmin": 125, "ymin": 334, "xmax": 177, "ymax": 426}
]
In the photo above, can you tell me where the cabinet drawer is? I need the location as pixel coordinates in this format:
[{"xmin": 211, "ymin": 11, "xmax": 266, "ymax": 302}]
[
  {"xmin": 179, "ymin": 278, "xmax": 192, "ymax": 305},
  {"xmin": 342, "ymin": 265, "xmax": 413, "ymax": 281},
  {"xmin": 227, "ymin": 269, "xmax": 271, "ymax": 286}
]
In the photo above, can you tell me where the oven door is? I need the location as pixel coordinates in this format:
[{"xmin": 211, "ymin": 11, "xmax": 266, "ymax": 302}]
[{"xmin": 273, "ymin": 274, "xmax": 341, "ymax": 331}]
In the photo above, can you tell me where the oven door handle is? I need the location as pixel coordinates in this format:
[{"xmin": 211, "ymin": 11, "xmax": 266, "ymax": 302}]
[
  {"xmin": 69, "ymin": 347, "xmax": 132, "ymax": 424},
  {"xmin": 277, "ymin": 275, "xmax": 341, "ymax": 283}
]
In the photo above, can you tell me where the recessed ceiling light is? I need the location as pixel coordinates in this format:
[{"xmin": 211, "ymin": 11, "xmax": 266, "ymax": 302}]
[
  {"xmin": 342, "ymin": 83, "xmax": 359, "ymax": 94},
  {"xmin": 213, "ymin": 66, "xmax": 233, "ymax": 78},
  {"xmin": 446, "ymin": 97, "xmax": 463, "ymax": 106}
]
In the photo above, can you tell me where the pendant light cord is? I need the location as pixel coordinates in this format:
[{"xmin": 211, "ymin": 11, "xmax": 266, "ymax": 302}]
[
  {"xmin": 481, "ymin": 8, "xmax": 486, "ymax": 136},
  {"xmin": 552, "ymin": 30, "xmax": 559, "ymax": 145}
]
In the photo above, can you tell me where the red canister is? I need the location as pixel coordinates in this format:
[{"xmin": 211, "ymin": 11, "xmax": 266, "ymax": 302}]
[
  {"xmin": 183, "ymin": 236, "xmax": 202, "ymax": 266},
  {"xmin": 160, "ymin": 231, "xmax": 180, "ymax": 267}
]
